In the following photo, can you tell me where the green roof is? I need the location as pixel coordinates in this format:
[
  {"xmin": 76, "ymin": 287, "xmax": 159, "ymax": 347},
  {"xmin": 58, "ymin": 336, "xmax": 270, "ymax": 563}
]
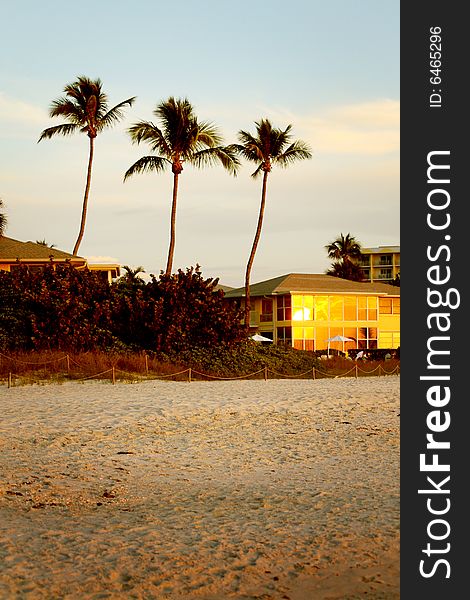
[{"xmin": 224, "ymin": 273, "xmax": 400, "ymax": 298}]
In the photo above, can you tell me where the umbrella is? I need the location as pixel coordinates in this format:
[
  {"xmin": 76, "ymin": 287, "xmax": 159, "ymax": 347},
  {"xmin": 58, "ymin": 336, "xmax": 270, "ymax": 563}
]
[
  {"xmin": 251, "ymin": 334, "xmax": 273, "ymax": 342},
  {"xmin": 326, "ymin": 335, "xmax": 356, "ymax": 342},
  {"xmin": 325, "ymin": 335, "xmax": 355, "ymax": 356}
]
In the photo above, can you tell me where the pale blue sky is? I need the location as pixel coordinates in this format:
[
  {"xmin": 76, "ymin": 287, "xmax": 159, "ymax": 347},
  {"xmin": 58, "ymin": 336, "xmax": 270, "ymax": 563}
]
[{"xmin": 1, "ymin": 0, "xmax": 399, "ymax": 286}]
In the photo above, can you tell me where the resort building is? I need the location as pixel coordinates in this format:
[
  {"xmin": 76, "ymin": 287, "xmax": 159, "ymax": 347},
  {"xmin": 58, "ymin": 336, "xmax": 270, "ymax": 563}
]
[
  {"xmin": 0, "ymin": 236, "xmax": 120, "ymax": 283},
  {"xmin": 358, "ymin": 245, "xmax": 400, "ymax": 283},
  {"xmin": 224, "ymin": 273, "xmax": 400, "ymax": 353}
]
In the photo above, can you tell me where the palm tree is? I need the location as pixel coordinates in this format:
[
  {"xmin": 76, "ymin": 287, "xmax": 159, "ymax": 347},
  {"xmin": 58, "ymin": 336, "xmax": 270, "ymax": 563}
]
[
  {"xmin": 39, "ymin": 76, "xmax": 136, "ymax": 256},
  {"xmin": 325, "ymin": 233, "xmax": 364, "ymax": 281},
  {"xmin": 124, "ymin": 97, "xmax": 239, "ymax": 276},
  {"xmin": 0, "ymin": 199, "xmax": 6, "ymax": 237},
  {"xmin": 36, "ymin": 239, "xmax": 57, "ymax": 248},
  {"xmin": 234, "ymin": 119, "xmax": 312, "ymax": 328},
  {"xmin": 121, "ymin": 265, "xmax": 146, "ymax": 285}
]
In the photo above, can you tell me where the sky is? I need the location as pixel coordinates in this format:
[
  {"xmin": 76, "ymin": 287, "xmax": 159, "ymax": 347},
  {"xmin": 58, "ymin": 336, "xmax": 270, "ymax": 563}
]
[{"xmin": 0, "ymin": 0, "xmax": 399, "ymax": 288}]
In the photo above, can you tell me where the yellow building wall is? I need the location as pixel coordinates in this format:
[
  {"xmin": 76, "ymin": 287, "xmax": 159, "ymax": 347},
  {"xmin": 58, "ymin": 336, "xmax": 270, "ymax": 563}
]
[{"xmin": 252, "ymin": 293, "xmax": 400, "ymax": 351}]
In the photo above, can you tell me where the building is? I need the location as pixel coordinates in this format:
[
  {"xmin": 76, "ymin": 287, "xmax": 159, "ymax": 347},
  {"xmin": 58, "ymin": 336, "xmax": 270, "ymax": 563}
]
[
  {"xmin": 224, "ymin": 273, "xmax": 400, "ymax": 353},
  {"xmin": 358, "ymin": 245, "xmax": 400, "ymax": 283},
  {"xmin": 0, "ymin": 236, "xmax": 120, "ymax": 283}
]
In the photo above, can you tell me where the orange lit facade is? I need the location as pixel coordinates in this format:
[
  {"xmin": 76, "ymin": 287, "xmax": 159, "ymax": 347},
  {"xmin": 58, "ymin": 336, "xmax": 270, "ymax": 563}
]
[{"xmin": 225, "ymin": 274, "xmax": 400, "ymax": 352}]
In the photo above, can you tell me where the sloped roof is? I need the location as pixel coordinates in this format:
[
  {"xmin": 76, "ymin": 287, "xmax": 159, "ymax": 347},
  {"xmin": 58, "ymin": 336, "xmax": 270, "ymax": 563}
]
[
  {"xmin": 215, "ymin": 283, "xmax": 235, "ymax": 293},
  {"xmin": 0, "ymin": 236, "xmax": 85, "ymax": 262},
  {"xmin": 224, "ymin": 273, "xmax": 400, "ymax": 298}
]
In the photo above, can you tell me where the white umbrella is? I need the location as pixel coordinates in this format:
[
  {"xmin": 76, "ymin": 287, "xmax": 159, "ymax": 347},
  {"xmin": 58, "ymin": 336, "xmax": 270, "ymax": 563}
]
[
  {"xmin": 251, "ymin": 334, "xmax": 273, "ymax": 342},
  {"xmin": 325, "ymin": 335, "xmax": 355, "ymax": 356}
]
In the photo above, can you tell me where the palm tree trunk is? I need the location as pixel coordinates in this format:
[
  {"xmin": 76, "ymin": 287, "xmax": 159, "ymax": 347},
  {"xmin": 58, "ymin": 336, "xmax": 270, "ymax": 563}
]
[
  {"xmin": 73, "ymin": 136, "xmax": 94, "ymax": 256},
  {"xmin": 244, "ymin": 170, "xmax": 269, "ymax": 329},
  {"xmin": 165, "ymin": 172, "xmax": 179, "ymax": 276}
]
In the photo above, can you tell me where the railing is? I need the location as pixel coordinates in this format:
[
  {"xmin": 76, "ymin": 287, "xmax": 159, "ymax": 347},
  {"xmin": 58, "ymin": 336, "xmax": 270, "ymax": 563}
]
[{"xmin": 0, "ymin": 351, "xmax": 400, "ymax": 387}]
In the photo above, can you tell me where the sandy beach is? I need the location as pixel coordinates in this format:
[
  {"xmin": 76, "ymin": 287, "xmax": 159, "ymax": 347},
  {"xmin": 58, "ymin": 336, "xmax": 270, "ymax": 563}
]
[{"xmin": 0, "ymin": 376, "xmax": 399, "ymax": 599}]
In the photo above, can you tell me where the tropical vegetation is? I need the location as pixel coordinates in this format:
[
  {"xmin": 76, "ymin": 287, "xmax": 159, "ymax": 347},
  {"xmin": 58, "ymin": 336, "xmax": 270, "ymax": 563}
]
[
  {"xmin": 38, "ymin": 76, "xmax": 135, "ymax": 255},
  {"xmin": 325, "ymin": 233, "xmax": 364, "ymax": 281},
  {"xmin": 0, "ymin": 264, "xmax": 245, "ymax": 353},
  {"xmin": 124, "ymin": 97, "xmax": 239, "ymax": 276},
  {"xmin": 233, "ymin": 119, "xmax": 312, "ymax": 327}
]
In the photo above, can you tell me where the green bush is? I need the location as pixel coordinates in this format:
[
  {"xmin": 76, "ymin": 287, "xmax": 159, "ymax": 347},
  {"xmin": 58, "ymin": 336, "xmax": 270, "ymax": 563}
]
[{"xmin": 170, "ymin": 341, "xmax": 321, "ymax": 377}]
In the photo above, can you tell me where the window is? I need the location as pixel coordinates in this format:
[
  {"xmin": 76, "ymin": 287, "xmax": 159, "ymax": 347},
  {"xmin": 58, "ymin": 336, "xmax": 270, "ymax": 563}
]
[
  {"xmin": 379, "ymin": 255, "xmax": 392, "ymax": 265},
  {"xmin": 260, "ymin": 298, "xmax": 273, "ymax": 322},
  {"xmin": 393, "ymin": 298, "xmax": 400, "ymax": 314},
  {"xmin": 379, "ymin": 331, "xmax": 400, "ymax": 348},
  {"xmin": 277, "ymin": 296, "xmax": 291, "ymax": 321},
  {"xmin": 344, "ymin": 296, "xmax": 357, "ymax": 320},
  {"xmin": 293, "ymin": 326, "xmax": 314, "ymax": 351},
  {"xmin": 358, "ymin": 297, "xmax": 378, "ymax": 320},
  {"xmin": 379, "ymin": 297, "xmax": 400, "ymax": 315},
  {"xmin": 379, "ymin": 268, "xmax": 392, "ymax": 279},
  {"xmin": 277, "ymin": 326, "xmax": 292, "ymax": 345},
  {"xmin": 314, "ymin": 296, "xmax": 328, "ymax": 321},
  {"xmin": 358, "ymin": 327, "xmax": 378, "ymax": 349},
  {"xmin": 367, "ymin": 297, "xmax": 377, "ymax": 320},
  {"xmin": 292, "ymin": 295, "xmax": 313, "ymax": 321},
  {"xmin": 379, "ymin": 298, "xmax": 393, "ymax": 314},
  {"xmin": 329, "ymin": 297, "xmax": 343, "ymax": 320}
]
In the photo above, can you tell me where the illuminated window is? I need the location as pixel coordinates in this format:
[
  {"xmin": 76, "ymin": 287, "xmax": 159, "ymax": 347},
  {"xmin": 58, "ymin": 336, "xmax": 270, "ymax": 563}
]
[
  {"xmin": 367, "ymin": 297, "xmax": 378, "ymax": 320},
  {"xmin": 314, "ymin": 296, "xmax": 329, "ymax": 321},
  {"xmin": 379, "ymin": 297, "xmax": 400, "ymax": 315},
  {"xmin": 379, "ymin": 298, "xmax": 393, "ymax": 314},
  {"xmin": 344, "ymin": 296, "xmax": 357, "ymax": 320},
  {"xmin": 315, "ymin": 326, "xmax": 329, "ymax": 352},
  {"xmin": 330, "ymin": 297, "xmax": 343, "ymax": 320},
  {"xmin": 293, "ymin": 325, "xmax": 314, "ymax": 351},
  {"xmin": 292, "ymin": 295, "xmax": 313, "ymax": 321},
  {"xmin": 358, "ymin": 296, "xmax": 378, "ymax": 320}
]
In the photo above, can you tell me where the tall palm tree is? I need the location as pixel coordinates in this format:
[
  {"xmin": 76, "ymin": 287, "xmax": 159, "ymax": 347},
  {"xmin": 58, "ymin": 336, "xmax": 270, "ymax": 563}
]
[
  {"xmin": 0, "ymin": 199, "xmax": 6, "ymax": 237},
  {"xmin": 39, "ymin": 76, "xmax": 136, "ymax": 255},
  {"xmin": 124, "ymin": 97, "xmax": 239, "ymax": 276},
  {"xmin": 234, "ymin": 119, "xmax": 312, "ymax": 328},
  {"xmin": 325, "ymin": 233, "xmax": 364, "ymax": 281}
]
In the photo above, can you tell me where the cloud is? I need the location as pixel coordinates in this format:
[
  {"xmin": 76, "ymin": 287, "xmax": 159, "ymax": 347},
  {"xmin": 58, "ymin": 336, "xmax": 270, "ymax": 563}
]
[
  {"xmin": 85, "ymin": 255, "xmax": 120, "ymax": 264},
  {"xmin": 263, "ymin": 99, "xmax": 400, "ymax": 156},
  {"xmin": 0, "ymin": 92, "xmax": 47, "ymax": 126}
]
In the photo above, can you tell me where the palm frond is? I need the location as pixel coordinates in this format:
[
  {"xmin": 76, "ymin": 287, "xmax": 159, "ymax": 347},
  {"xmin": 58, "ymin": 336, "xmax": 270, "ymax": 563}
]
[
  {"xmin": 193, "ymin": 120, "xmax": 223, "ymax": 148},
  {"xmin": 49, "ymin": 99, "xmax": 85, "ymax": 123},
  {"xmin": 38, "ymin": 123, "xmax": 80, "ymax": 142},
  {"xmin": 127, "ymin": 121, "xmax": 171, "ymax": 156},
  {"xmin": 99, "ymin": 97, "xmax": 136, "ymax": 130},
  {"xmin": 124, "ymin": 155, "xmax": 170, "ymax": 181},
  {"xmin": 275, "ymin": 140, "xmax": 313, "ymax": 167},
  {"xmin": 250, "ymin": 164, "xmax": 264, "ymax": 179},
  {"xmin": 190, "ymin": 146, "xmax": 240, "ymax": 176},
  {"xmin": 233, "ymin": 136, "xmax": 265, "ymax": 163}
]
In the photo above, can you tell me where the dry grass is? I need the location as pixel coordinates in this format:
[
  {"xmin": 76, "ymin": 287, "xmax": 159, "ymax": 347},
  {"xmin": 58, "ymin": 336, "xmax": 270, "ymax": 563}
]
[{"xmin": 0, "ymin": 350, "xmax": 399, "ymax": 387}]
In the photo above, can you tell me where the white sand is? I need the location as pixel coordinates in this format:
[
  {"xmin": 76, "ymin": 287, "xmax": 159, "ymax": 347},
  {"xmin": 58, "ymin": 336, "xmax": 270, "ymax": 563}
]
[{"xmin": 0, "ymin": 376, "xmax": 399, "ymax": 599}]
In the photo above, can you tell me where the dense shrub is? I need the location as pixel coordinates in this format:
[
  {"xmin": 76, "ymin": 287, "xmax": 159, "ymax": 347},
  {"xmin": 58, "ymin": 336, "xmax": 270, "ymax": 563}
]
[{"xmin": 0, "ymin": 264, "xmax": 245, "ymax": 353}]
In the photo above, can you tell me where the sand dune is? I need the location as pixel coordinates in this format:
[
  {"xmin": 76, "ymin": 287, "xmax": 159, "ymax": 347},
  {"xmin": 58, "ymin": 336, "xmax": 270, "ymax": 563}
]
[{"xmin": 0, "ymin": 377, "xmax": 399, "ymax": 599}]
